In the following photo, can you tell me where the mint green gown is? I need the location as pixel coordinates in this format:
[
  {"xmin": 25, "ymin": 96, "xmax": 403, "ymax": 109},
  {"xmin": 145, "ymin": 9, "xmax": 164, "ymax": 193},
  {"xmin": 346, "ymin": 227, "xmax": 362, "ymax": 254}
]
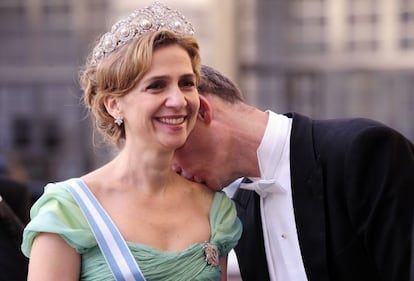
[{"xmin": 21, "ymin": 179, "xmax": 242, "ymax": 281}]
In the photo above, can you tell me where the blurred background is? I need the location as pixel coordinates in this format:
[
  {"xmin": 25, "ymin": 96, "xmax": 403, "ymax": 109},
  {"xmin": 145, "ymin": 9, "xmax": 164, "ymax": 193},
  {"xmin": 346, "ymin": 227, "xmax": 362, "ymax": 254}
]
[{"xmin": 1, "ymin": 0, "xmax": 414, "ymax": 279}]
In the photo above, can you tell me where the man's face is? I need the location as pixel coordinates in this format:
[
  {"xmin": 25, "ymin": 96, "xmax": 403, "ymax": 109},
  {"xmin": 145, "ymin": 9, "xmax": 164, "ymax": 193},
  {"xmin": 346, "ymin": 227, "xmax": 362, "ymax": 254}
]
[{"xmin": 173, "ymin": 98, "xmax": 234, "ymax": 190}]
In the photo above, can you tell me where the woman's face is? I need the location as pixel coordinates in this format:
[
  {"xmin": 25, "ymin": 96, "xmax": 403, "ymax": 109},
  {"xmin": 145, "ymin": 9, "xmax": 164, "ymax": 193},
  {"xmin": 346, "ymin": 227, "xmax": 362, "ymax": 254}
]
[{"xmin": 117, "ymin": 44, "xmax": 199, "ymax": 151}]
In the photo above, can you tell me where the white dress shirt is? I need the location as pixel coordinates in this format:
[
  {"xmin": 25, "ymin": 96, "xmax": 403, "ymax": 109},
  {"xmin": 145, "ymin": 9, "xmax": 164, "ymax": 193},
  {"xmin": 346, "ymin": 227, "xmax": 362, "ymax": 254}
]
[{"xmin": 240, "ymin": 111, "xmax": 308, "ymax": 281}]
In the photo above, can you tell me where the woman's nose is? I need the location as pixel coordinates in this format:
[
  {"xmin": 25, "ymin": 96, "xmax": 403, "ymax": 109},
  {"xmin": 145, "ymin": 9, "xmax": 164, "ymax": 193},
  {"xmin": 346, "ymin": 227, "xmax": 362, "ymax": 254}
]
[{"xmin": 165, "ymin": 88, "xmax": 187, "ymax": 107}]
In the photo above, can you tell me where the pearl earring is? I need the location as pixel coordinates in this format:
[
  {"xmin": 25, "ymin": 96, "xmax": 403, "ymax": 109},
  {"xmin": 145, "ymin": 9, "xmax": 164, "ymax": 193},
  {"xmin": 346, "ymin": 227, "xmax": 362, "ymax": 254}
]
[{"xmin": 114, "ymin": 115, "xmax": 123, "ymax": 126}]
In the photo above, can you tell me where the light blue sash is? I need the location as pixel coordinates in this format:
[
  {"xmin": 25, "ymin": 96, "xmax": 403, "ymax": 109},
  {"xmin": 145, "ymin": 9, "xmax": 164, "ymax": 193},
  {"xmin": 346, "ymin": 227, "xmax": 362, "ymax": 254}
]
[{"xmin": 63, "ymin": 178, "xmax": 146, "ymax": 281}]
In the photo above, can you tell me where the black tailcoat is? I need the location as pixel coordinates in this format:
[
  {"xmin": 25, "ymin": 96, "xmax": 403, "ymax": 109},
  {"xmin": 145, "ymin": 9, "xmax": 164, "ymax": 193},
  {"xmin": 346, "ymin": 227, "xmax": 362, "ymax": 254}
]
[{"xmin": 233, "ymin": 113, "xmax": 414, "ymax": 281}]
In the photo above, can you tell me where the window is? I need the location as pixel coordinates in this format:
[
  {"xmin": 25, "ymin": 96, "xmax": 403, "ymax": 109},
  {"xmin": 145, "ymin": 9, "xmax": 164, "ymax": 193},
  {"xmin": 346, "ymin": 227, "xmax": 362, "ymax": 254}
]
[
  {"xmin": 289, "ymin": 0, "xmax": 327, "ymax": 55},
  {"xmin": 346, "ymin": 0, "xmax": 380, "ymax": 52},
  {"xmin": 0, "ymin": 2, "xmax": 29, "ymax": 64},
  {"xmin": 399, "ymin": 0, "xmax": 414, "ymax": 50},
  {"xmin": 12, "ymin": 118, "xmax": 32, "ymax": 149}
]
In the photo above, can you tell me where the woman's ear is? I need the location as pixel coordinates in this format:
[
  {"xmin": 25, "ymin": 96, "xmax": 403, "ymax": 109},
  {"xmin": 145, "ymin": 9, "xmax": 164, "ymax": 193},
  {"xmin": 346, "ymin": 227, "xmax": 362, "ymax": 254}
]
[
  {"xmin": 104, "ymin": 95, "xmax": 120, "ymax": 118},
  {"xmin": 198, "ymin": 95, "xmax": 212, "ymax": 124}
]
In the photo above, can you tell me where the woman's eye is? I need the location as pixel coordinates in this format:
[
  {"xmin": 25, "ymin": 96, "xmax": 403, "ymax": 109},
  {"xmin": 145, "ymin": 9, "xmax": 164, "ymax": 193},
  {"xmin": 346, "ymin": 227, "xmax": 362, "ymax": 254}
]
[
  {"xmin": 146, "ymin": 81, "xmax": 166, "ymax": 90},
  {"xmin": 180, "ymin": 79, "xmax": 195, "ymax": 88}
]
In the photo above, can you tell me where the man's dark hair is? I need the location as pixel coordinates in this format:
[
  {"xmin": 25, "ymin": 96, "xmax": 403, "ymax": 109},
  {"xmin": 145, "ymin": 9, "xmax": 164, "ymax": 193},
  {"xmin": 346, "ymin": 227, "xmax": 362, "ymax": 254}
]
[{"xmin": 198, "ymin": 65, "xmax": 244, "ymax": 103}]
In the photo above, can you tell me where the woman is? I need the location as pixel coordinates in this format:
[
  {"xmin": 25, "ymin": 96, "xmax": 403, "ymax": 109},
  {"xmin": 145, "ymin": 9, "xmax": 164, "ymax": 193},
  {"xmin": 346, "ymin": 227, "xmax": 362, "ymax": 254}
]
[{"xmin": 21, "ymin": 2, "xmax": 241, "ymax": 280}]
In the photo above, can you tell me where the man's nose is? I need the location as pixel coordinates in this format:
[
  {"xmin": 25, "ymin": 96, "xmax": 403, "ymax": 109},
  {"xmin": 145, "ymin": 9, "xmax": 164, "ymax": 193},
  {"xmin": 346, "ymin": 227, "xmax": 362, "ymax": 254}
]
[
  {"xmin": 178, "ymin": 167, "xmax": 193, "ymax": 180},
  {"xmin": 172, "ymin": 163, "xmax": 182, "ymax": 174}
]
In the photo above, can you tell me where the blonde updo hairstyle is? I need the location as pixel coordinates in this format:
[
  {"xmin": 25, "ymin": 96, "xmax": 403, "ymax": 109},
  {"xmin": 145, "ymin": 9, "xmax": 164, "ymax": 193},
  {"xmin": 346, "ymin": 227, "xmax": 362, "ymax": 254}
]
[{"xmin": 80, "ymin": 30, "xmax": 201, "ymax": 147}]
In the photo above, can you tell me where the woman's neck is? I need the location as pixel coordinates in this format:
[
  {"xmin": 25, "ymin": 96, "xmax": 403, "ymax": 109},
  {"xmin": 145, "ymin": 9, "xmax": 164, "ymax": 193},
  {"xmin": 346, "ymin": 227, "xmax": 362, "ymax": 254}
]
[{"xmin": 101, "ymin": 145, "xmax": 179, "ymax": 193}]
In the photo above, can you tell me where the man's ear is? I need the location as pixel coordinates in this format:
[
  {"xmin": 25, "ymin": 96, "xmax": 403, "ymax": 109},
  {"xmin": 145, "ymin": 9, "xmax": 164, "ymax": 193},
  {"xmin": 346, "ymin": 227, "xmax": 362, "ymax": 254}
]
[
  {"xmin": 198, "ymin": 95, "xmax": 212, "ymax": 124},
  {"xmin": 104, "ymin": 95, "xmax": 120, "ymax": 118}
]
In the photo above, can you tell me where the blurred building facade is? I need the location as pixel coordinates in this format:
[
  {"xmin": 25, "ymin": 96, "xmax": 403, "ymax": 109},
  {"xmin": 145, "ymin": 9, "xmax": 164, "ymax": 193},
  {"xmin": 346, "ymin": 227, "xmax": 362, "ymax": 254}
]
[
  {"xmin": 0, "ymin": 0, "xmax": 413, "ymax": 199},
  {"xmin": 0, "ymin": 0, "xmax": 110, "ymax": 196},
  {"xmin": 238, "ymin": 0, "xmax": 414, "ymax": 142},
  {"xmin": 0, "ymin": 0, "xmax": 236, "ymax": 193},
  {"xmin": 1, "ymin": 0, "xmax": 412, "ymax": 280}
]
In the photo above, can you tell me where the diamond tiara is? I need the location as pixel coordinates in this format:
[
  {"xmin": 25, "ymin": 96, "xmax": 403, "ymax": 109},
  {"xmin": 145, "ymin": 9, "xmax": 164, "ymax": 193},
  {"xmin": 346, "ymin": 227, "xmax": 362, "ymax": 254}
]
[{"xmin": 91, "ymin": 1, "xmax": 195, "ymax": 65}]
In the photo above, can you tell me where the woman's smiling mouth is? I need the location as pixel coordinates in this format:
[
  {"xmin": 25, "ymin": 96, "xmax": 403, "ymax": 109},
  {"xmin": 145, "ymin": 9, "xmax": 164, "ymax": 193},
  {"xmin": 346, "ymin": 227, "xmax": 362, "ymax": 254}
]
[{"xmin": 158, "ymin": 116, "xmax": 186, "ymax": 125}]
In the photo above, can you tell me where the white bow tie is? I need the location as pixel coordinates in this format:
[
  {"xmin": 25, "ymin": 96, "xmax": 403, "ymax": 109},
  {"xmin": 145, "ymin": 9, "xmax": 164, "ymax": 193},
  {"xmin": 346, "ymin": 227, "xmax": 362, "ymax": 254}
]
[{"xmin": 239, "ymin": 178, "xmax": 286, "ymax": 198}]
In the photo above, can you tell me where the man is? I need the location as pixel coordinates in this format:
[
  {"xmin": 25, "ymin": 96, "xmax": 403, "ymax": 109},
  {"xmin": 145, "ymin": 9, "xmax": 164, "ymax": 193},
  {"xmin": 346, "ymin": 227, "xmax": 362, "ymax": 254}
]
[
  {"xmin": 174, "ymin": 65, "xmax": 414, "ymax": 281},
  {"xmin": 0, "ymin": 175, "xmax": 30, "ymax": 281}
]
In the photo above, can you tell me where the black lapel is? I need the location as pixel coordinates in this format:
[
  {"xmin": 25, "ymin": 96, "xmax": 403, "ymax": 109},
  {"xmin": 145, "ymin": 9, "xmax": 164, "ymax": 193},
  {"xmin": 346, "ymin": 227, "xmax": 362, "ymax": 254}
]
[
  {"xmin": 288, "ymin": 112, "xmax": 329, "ymax": 281},
  {"xmin": 232, "ymin": 178, "xmax": 270, "ymax": 281}
]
